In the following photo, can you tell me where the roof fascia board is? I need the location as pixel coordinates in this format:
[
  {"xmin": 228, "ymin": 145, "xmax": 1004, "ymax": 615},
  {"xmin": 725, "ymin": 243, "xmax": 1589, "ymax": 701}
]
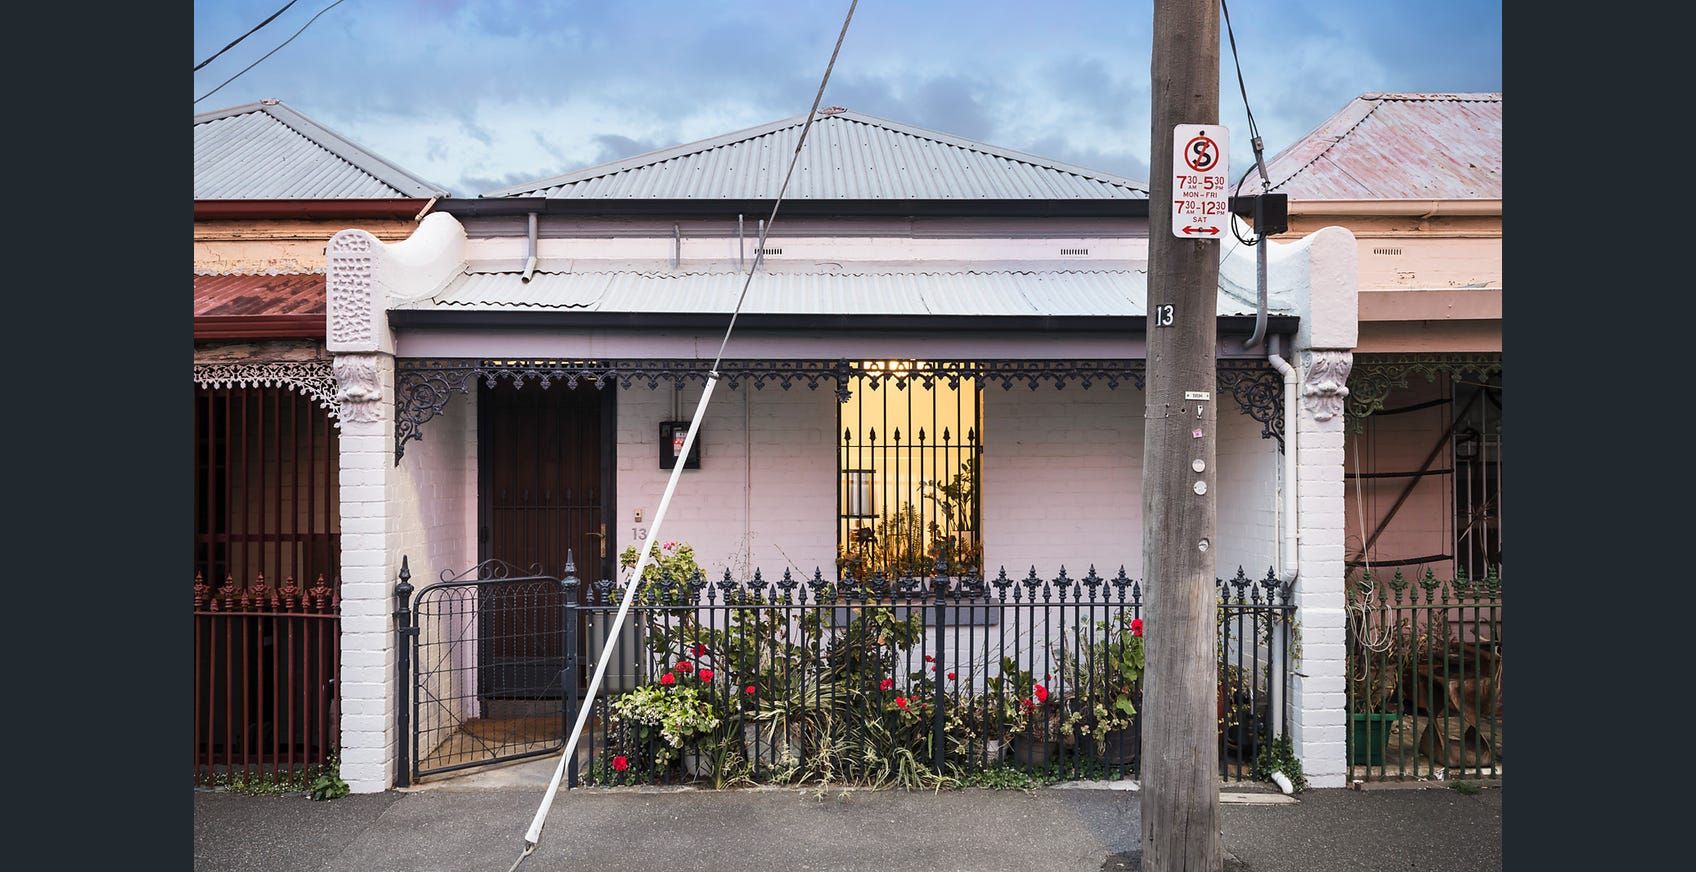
[
  {"xmin": 389, "ymin": 309, "xmax": 1296, "ymax": 333},
  {"xmin": 194, "ymin": 199, "xmax": 429, "ymax": 219},
  {"xmin": 1286, "ymin": 198, "xmax": 1502, "ymax": 217}
]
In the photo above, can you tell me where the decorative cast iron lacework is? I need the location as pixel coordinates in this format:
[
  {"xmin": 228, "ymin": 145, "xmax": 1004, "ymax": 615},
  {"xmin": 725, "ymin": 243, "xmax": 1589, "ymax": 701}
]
[
  {"xmin": 1345, "ymin": 354, "xmax": 1502, "ymax": 429},
  {"xmin": 392, "ymin": 358, "xmax": 1285, "ymax": 459},
  {"xmin": 592, "ymin": 563, "xmax": 1294, "ymax": 608},
  {"xmin": 193, "ymin": 360, "xmax": 341, "ymax": 423}
]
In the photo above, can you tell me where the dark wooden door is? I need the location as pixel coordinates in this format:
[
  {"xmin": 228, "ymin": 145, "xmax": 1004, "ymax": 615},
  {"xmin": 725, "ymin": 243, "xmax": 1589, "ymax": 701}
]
[{"xmin": 478, "ymin": 381, "xmax": 615, "ymax": 699}]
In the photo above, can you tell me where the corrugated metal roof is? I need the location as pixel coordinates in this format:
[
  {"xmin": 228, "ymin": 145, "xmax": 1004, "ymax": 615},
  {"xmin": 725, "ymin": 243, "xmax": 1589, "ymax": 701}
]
[
  {"xmin": 194, "ymin": 100, "xmax": 445, "ymax": 199},
  {"xmin": 489, "ymin": 110, "xmax": 1149, "ymax": 200},
  {"xmin": 1264, "ymin": 93, "xmax": 1501, "ymax": 200},
  {"xmin": 404, "ymin": 262, "xmax": 1280, "ymax": 318},
  {"xmin": 194, "ymin": 272, "xmax": 325, "ymax": 317}
]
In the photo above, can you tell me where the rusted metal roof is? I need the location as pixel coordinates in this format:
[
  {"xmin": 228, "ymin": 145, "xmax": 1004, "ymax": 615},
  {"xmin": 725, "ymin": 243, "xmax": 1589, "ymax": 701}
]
[
  {"xmin": 1263, "ymin": 93, "xmax": 1501, "ymax": 200},
  {"xmin": 194, "ymin": 273, "xmax": 326, "ymax": 339},
  {"xmin": 488, "ymin": 109, "xmax": 1148, "ymax": 201},
  {"xmin": 194, "ymin": 100, "xmax": 445, "ymax": 200}
]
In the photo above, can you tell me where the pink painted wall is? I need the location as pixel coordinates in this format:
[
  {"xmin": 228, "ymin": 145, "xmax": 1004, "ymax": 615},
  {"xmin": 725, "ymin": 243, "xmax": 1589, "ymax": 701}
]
[{"xmin": 1344, "ymin": 377, "xmax": 1455, "ymax": 583}]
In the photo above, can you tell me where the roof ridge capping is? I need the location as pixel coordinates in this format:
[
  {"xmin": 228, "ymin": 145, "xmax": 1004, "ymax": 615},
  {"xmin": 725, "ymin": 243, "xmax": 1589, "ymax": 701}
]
[
  {"xmin": 485, "ymin": 108, "xmax": 1149, "ymax": 198},
  {"xmin": 1358, "ymin": 92, "xmax": 1502, "ymax": 102},
  {"xmin": 194, "ymin": 99, "xmax": 447, "ymax": 198}
]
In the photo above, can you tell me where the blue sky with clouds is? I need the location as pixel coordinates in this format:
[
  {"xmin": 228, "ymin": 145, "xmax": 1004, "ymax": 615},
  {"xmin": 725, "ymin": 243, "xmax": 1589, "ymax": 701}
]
[{"xmin": 193, "ymin": 1, "xmax": 1501, "ymax": 197}]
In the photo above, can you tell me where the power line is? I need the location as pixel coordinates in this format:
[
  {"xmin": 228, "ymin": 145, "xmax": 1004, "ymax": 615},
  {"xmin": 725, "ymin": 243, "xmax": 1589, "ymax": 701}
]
[
  {"xmin": 193, "ymin": 1, "xmax": 300, "ymax": 72},
  {"xmin": 1221, "ymin": 0, "xmax": 1270, "ymax": 245},
  {"xmin": 193, "ymin": 0, "xmax": 351, "ymax": 106}
]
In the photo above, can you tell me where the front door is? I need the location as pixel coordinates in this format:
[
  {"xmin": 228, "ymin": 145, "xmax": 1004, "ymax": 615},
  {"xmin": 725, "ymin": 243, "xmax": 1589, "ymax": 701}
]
[{"xmin": 478, "ymin": 380, "xmax": 615, "ymax": 699}]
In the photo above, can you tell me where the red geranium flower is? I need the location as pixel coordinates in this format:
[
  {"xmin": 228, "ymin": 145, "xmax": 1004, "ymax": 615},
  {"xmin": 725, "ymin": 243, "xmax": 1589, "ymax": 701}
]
[
  {"xmin": 1131, "ymin": 618, "xmax": 1144, "ymax": 637},
  {"xmin": 1033, "ymin": 684, "xmax": 1049, "ymax": 704},
  {"xmin": 947, "ymin": 672, "xmax": 956, "ymax": 680},
  {"xmin": 693, "ymin": 643, "xmax": 707, "ymax": 657},
  {"xmin": 879, "ymin": 678, "xmax": 894, "ymax": 691},
  {"xmin": 745, "ymin": 685, "xmax": 756, "ymax": 695},
  {"xmin": 698, "ymin": 668, "xmax": 714, "ymax": 682},
  {"xmin": 659, "ymin": 672, "xmax": 676, "ymax": 686},
  {"xmin": 895, "ymin": 696, "xmax": 909, "ymax": 709},
  {"xmin": 924, "ymin": 655, "xmax": 935, "ymax": 663},
  {"xmin": 675, "ymin": 661, "xmax": 694, "ymax": 673},
  {"xmin": 1020, "ymin": 699, "xmax": 1035, "ymax": 712},
  {"xmin": 612, "ymin": 755, "xmax": 629, "ymax": 773}
]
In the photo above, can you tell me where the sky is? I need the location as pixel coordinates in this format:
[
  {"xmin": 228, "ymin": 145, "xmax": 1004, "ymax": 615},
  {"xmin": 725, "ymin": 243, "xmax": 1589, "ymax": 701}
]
[{"xmin": 192, "ymin": 0, "xmax": 1502, "ymax": 197}]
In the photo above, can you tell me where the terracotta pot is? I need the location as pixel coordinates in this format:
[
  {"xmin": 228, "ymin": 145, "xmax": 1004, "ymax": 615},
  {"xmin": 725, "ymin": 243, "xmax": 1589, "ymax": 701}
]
[{"xmin": 1012, "ymin": 736, "xmax": 1060, "ymax": 767}]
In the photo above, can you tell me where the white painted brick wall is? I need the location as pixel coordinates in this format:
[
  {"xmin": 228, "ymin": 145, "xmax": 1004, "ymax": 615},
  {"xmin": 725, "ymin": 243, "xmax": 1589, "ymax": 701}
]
[
  {"xmin": 981, "ymin": 385, "xmax": 1277, "ymax": 581},
  {"xmin": 335, "ymin": 355, "xmax": 478, "ymax": 792},
  {"xmin": 616, "ymin": 384, "xmax": 836, "ymax": 579},
  {"xmin": 1288, "ymin": 360, "xmax": 1351, "ymax": 788}
]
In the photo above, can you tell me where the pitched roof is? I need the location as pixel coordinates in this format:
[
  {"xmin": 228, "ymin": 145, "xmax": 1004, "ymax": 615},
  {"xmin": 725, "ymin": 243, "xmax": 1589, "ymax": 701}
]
[
  {"xmin": 1263, "ymin": 93, "xmax": 1501, "ymax": 200},
  {"xmin": 194, "ymin": 100, "xmax": 445, "ymax": 199},
  {"xmin": 393, "ymin": 260, "xmax": 1282, "ymax": 319},
  {"xmin": 488, "ymin": 109, "xmax": 1149, "ymax": 201},
  {"xmin": 193, "ymin": 272, "xmax": 327, "ymax": 339}
]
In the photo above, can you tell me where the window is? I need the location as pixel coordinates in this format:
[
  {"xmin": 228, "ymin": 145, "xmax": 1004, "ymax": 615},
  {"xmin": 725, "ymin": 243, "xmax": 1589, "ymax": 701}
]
[{"xmin": 837, "ymin": 361, "xmax": 983, "ymax": 580}]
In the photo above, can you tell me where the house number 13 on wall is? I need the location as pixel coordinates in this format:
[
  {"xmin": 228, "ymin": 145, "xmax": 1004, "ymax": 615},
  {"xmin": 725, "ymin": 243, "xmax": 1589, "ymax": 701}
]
[{"xmin": 1153, "ymin": 304, "xmax": 1175, "ymax": 327}]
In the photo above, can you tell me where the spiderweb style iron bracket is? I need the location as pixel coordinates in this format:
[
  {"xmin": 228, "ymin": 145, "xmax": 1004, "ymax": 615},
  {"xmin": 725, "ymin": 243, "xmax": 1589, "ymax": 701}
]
[
  {"xmin": 1217, "ymin": 361, "xmax": 1286, "ymax": 451},
  {"xmin": 1345, "ymin": 353, "xmax": 1503, "ymax": 430}
]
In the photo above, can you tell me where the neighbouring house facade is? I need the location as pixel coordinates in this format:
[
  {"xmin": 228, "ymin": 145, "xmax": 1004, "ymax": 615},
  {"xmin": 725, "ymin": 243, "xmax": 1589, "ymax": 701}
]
[
  {"xmin": 1263, "ymin": 93, "xmax": 1503, "ymax": 780},
  {"xmin": 319, "ymin": 108, "xmax": 1366, "ymax": 791},
  {"xmin": 192, "ymin": 99, "xmax": 445, "ymax": 784}
]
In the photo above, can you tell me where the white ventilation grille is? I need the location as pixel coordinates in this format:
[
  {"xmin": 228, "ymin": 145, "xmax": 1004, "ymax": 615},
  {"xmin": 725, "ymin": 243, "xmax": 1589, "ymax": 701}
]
[
  {"xmin": 1059, "ymin": 248, "xmax": 1090, "ymax": 256},
  {"xmin": 1372, "ymin": 247, "xmax": 1403, "ymax": 256},
  {"xmin": 757, "ymin": 247, "xmax": 783, "ymax": 255}
]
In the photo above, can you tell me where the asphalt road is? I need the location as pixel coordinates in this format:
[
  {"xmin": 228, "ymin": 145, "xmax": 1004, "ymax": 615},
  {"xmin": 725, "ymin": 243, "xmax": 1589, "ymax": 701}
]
[{"xmin": 194, "ymin": 782, "xmax": 1500, "ymax": 871}]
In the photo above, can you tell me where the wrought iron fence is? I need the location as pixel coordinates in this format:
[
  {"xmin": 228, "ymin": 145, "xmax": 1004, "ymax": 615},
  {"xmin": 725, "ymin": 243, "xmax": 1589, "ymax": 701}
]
[
  {"xmin": 192, "ymin": 572, "xmax": 340, "ymax": 784},
  {"xmin": 398, "ymin": 559, "xmax": 578, "ymax": 785},
  {"xmin": 1345, "ymin": 567, "xmax": 1502, "ymax": 782},
  {"xmin": 398, "ymin": 557, "xmax": 1294, "ymax": 787}
]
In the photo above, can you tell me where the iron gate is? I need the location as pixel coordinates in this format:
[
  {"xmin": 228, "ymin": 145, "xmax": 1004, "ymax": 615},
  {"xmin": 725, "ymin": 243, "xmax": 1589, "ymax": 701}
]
[{"xmin": 396, "ymin": 558, "xmax": 581, "ymax": 785}]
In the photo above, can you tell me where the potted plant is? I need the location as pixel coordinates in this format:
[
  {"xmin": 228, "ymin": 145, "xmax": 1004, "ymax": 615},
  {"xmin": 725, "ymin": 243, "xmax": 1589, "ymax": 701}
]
[
  {"xmin": 593, "ymin": 541, "xmax": 705, "ymax": 693},
  {"xmin": 996, "ymin": 658, "xmax": 1078, "ymax": 767},
  {"xmin": 609, "ymin": 660, "xmax": 723, "ymax": 779},
  {"xmin": 1346, "ymin": 650, "xmax": 1401, "ymax": 766},
  {"xmin": 1069, "ymin": 614, "xmax": 1145, "ymax": 766}
]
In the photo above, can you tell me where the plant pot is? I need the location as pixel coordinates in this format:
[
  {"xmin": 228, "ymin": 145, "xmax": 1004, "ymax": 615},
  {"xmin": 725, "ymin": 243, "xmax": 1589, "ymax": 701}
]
[
  {"xmin": 585, "ymin": 613, "xmax": 646, "ymax": 694},
  {"xmin": 982, "ymin": 738, "xmax": 1006, "ymax": 767},
  {"xmin": 680, "ymin": 746, "xmax": 715, "ymax": 779},
  {"xmin": 1348, "ymin": 712, "xmax": 1400, "ymax": 766},
  {"xmin": 1093, "ymin": 727, "xmax": 1140, "ymax": 766},
  {"xmin": 1012, "ymin": 736, "xmax": 1060, "ymax": 767},
  {"xmin": 743, "ymin": 722, "xmax": 802, "ymax": 769}
]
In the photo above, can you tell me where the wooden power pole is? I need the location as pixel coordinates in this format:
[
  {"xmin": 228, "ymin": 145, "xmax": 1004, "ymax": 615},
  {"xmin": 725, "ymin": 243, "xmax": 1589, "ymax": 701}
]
[{"xmin": 1141, "ymin": 0, "xmax": 1223, "ymax": 870}]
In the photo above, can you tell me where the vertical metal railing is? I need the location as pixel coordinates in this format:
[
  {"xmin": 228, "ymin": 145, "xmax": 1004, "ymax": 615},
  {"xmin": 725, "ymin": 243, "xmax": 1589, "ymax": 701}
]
[
  {"xmin": 193, "ymin": 384, "xmax": 339, "ymax": 785},
  {"xmin": 1346, "ymin": 567, "xmax": 1502, "ymax": 782}
]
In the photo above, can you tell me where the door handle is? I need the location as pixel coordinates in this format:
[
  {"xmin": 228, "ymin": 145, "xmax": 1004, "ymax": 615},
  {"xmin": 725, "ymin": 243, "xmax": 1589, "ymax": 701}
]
[{"xmin": 586, "ymin": 524, "xmax": 607, "ymax": 559}]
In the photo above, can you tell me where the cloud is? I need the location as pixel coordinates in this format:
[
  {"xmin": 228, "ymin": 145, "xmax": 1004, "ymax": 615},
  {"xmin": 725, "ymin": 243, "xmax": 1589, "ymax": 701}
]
[{"xmin": 192, "ymin": 0, "xmax": 1499, "ymax": 198}]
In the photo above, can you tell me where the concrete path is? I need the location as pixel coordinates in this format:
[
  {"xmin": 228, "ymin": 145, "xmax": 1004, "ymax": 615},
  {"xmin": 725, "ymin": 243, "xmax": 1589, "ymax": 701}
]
[{"xmin": 194, "ymin": 764, "xmax": 1500, "ymax": 871}]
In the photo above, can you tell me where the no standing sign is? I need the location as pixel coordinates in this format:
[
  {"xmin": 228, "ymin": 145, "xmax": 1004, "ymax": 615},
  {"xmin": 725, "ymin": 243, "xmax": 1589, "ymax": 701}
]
[{"xmin": 1171, "ymin": 124, "xmax": 1229, "ymax": 239}]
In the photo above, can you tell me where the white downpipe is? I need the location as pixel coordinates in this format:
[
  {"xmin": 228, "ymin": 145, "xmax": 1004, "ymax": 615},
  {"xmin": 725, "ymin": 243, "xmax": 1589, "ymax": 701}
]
[
  {"xmin": 1267, "ymin": 334, "xmax": 1298, "ymax": 740},
  {"xmin": 521, "ymin": 375, "xmax": 719, "ymax": 849}
]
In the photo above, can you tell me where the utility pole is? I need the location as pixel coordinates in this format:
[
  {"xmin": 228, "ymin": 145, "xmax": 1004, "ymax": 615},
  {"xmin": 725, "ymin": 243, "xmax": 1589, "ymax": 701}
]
[{"xmin": 1141, "ymin": 0, "xmax": 1222, "ymax": 870}]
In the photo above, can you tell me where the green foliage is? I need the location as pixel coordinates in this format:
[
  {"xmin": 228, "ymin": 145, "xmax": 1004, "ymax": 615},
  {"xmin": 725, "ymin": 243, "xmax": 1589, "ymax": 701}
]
[
  {"xmin": 1449, "ymin": 781, "xmax": 1482, "ymax": 795},
  {"xmin": 201, "ymin": 753, "xmax": 347, "ymax": 800},
  {"xmin": 618, "ymin": 540, "xmax": 702, "ymax": 601},
  {"xmin": 309, "ymin": 754, "xmax": 350, "ymax": 801},
  {"xmin": 611, "ymin": 682, "xmax": 722, "ymax": 764},
  {"xmin": 1251, "ymin": 735, "xmax": 1307, "ymax": 793},
  {"xmin": 1056, "ymin": 614, "xmax": 1145, "ymax": 749}
]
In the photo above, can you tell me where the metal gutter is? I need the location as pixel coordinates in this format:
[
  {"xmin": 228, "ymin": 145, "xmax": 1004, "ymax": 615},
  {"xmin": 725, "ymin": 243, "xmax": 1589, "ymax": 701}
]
[
  {"xmin": 387, "ymin": 309, "xmax": 1298, "ymax": 333},
  {"xmin": 193, "ymin": 199, "xmax": 433, "ymax": 219},
  {"xmin": 194, "ymin": 315, "xmax": 326, "ymax": 340},
  {"xmin": 1285, "ymin": 198, "xmax": 1501, "ymax": 217}
]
